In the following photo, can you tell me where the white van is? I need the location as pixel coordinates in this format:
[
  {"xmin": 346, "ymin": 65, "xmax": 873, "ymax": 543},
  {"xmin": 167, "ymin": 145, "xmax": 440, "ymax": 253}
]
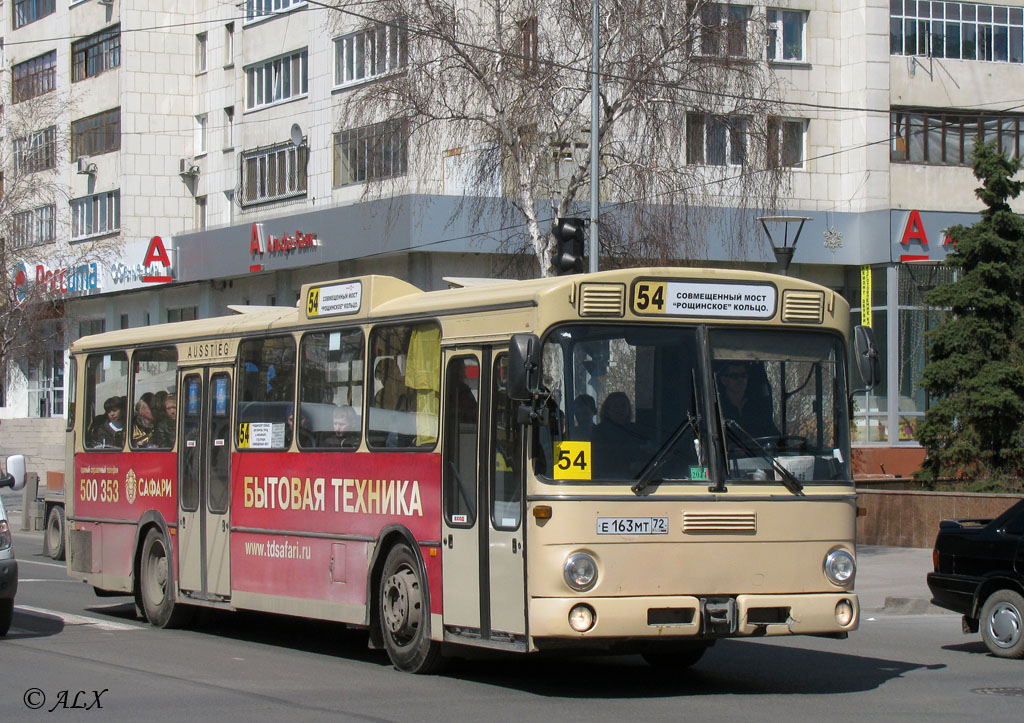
[{"xmin": 0, "ymin": 455, "xmax": 27, "ymax": 636}]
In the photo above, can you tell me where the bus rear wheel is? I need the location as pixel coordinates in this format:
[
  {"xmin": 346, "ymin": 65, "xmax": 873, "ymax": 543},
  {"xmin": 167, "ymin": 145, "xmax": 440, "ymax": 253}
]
[
  {"xmin": 139, "ymin": 528, "xmax": 191, "ymax": 629},
  {"xmin": 379, "ymin": 543, "xmax": 442, "ymax": 673},
  {"xmin": 45, "ymin": 505, "xmax": 66, "ymax": 561}
]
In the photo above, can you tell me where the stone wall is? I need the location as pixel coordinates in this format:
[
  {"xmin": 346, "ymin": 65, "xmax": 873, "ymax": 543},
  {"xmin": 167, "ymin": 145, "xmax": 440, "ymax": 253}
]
[
  {"xmin": 856, "ymin": 489, "xmax": 1023, "ymax": 548},
  {"xmin": 0, "ymin": 418, "xmax": 66, "ymax": 485}
]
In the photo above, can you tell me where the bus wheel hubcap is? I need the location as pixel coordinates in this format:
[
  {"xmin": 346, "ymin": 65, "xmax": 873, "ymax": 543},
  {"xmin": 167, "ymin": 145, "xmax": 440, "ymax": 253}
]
[{"xmin": 383, "ymin": 567, "xmax": 421, "ymax": 639}]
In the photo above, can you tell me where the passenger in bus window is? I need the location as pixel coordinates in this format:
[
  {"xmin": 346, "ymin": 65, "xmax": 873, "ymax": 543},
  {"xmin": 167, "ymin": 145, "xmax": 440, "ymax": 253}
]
[
  {"xmin": 132, "ymin": 399, "xmax": 156, "ymax": 448},
  {"xmin": 592, "ymin": 392, "xmax": 644, "ymax": 476},
  {"xmin": 322, "ymin": 406, "xmax": 360, "ymax": 449},
  {"xmin": 715, "ymin": 361, "xmax": 780, "ymax": 440},
  {"xmin": 571, "ymin": 393, "xmax": 597, "ymax": 440},
  {"xmin": 287, "ymin": 412, "xmax": 315, "ymax": 448},
  {"xmin": 91, "ymin": 396, "xmax": 125, "ymax": 448},
  {"xmin": 153, "ymin": 393, "xmax": 177, "ymax": 448}
]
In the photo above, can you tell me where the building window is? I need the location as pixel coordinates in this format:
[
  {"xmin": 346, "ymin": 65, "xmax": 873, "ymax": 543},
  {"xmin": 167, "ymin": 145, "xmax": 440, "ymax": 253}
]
[
  {"xmin": 13, "ymin": 0, "xmax": 55, "ymax": 30},
  {"xmin": 693, "ymin": 2, "xmax": 750, "ymax": 58},
  {"xmin": 71, "ymin": 190, "xmax": 120, "ymax": 241},
  {"xmin": 71, "ymin": 108, "xmax": 120, "ymax": 160},
  {"xmin": 240, "ymin": 142, "xmax": 308, "ymax": 206},
  {"xmin": 71, "ymin": 25, "xmax": 120, "ymax": 82},
  {"xmin": 686, "ymin": 113, "xmax": 748, "ymax": 166},
  {"xmin": 196, "ymin": 196, "xmax": 207, "ymax": 229},
  {"xmin": 12, "ymin": 204, "xmax": 55, "ymax": 249},
  {"xmin": 333, "ymin": 119, "xmax": 408, "ymax": 186},
  {"xmin": 768, "ymin": 117, "xmax": 805, "ymax": 168},
  {"xmin": 245, "ymin": 0, "xmax": 306, "ymax": 23},
  {"xmin": 196, "ymin": 114, "xmax": 208, "ymax": 155},
  {"xmin": 891, "ymin": 2, "xmax": 1024, "ymax": 63},
  {"xmin": 196, "ymin": 32, "xmax": 208, "ymax": 74},
  {"xmin": 333, "ymin": 20, "xmax": 408, "ymax": 87},
  {"xmin": 79, "ymin": 318, "xmax": 105, "ymax": 338},
  {"xmin": 225, "ymin": 22, "xmax": 235, "ymax": 67},
  {"xmin": 167, "ymin": 307, "xmax": 198, "ymax": 323},
  {"xmin": 767, "ymin": 8, "xmax": 806, "ymax": 62},
  {"xmin": 891, "ymin": 109, "xmax": 1024, "ymax": 165},
  {"xmin": 12, "ymin": 51, "xmax": 56, "ymax": 103},
  {"xmin": 120, "ymin": 314, "xmax": 129, "ymax": 330},
  {"xmin": 517, "ymin": 17, "xmax": 539, "ymax": 75},
  {"xmin": 246, "ymin": 49, "xmax": 308, "ymax": 110},
  {"xmin": 13, "ymin": 126, "xmax": 56, "ymax": 174},
  {"xmin": 223, "ymin": 106, "xmax": 235, "ymax": 149}
]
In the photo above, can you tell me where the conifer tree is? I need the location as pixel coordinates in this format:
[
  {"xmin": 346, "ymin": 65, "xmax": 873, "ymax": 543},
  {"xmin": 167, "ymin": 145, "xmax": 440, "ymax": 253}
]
[{"xmin": 917, "ymin": 141, "xmax": 1024, "ymax": 483}]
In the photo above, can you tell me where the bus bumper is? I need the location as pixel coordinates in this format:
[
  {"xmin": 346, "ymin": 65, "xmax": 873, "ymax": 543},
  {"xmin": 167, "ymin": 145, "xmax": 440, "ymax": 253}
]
[{"xmin": 529, "ymin": 592, "xmax": 858, "ymax": 641}]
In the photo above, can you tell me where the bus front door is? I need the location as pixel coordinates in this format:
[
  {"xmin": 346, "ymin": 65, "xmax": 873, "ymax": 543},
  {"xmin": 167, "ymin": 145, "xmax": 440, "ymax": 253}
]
[
  {"xmin": 441, "ymin": 350, "xmax": 526, "ymax": 648},
  {"xmin": 178, "ymin": 369, "xmax": 233, "ymax": 600}
]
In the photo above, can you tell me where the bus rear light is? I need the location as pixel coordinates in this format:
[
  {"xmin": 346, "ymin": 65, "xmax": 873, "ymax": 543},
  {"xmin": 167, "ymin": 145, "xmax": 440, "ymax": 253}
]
[
  {"xmin": 835, "ymin": 599, "xmax": 854, "ymax": 627},
  {"xmin": 569, "ymin": 604, "xmax": 596, "ymax": 632}
]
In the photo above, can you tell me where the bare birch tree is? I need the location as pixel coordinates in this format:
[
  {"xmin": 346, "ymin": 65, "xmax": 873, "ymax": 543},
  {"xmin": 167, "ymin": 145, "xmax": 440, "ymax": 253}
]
[
  {"xmin": 326, "ymin": 0, "xmax": 789, "ymax": 276},
  {"xmin": 0, "ymin": 83, "xmax": 120, "ymax": 381}
]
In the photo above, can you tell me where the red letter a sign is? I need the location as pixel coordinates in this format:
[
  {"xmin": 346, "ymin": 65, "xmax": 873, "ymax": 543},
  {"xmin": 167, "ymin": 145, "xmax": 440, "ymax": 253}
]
[{"xmin": 900, "ymin": 210, "xmax": 928, "ymax": 246}]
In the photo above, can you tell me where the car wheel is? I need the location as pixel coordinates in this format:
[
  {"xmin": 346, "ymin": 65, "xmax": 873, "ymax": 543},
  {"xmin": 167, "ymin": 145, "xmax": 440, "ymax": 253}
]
[{"xmin": 980, "ymin": 589, "xmax": 1024, "ymax": 659}]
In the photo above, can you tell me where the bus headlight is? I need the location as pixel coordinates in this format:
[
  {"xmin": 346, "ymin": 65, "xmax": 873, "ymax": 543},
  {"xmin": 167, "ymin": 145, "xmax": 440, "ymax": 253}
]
[
  {"xmin": 824, "ymin": 549, "xmax": 856, "ymax": 586},
  {"xmin": 563, "ymin": 552, "xmax": 598, "ymax": 591}
]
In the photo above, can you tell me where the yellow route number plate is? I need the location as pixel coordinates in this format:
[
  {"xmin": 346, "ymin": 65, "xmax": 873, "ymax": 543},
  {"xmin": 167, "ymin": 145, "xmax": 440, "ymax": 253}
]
[{"xmin": 553, "ymin": 441, "xmax": 591, "ymax": 480}]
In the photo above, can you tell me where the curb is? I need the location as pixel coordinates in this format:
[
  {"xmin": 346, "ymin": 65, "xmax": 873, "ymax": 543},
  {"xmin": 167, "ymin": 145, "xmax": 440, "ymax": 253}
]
[{"xmin": 876, "ymin": 596, "xmax": 951, "ymax": 615}]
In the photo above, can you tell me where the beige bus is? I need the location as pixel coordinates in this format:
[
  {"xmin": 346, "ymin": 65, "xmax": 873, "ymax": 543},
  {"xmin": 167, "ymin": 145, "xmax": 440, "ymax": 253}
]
[{"xmin": 64, "ymin": 267, "xmax": 876, "ymax": 673}]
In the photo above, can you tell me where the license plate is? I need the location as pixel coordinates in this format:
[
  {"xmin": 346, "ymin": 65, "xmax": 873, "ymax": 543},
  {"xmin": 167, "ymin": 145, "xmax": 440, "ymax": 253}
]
[{"xmin": 596, "ymin": 517, "xmax": 669, "ymax": 535}]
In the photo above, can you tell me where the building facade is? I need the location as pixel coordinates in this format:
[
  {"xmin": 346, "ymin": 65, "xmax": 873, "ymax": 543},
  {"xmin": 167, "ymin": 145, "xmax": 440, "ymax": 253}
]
[{"xmin": 3, "ymin": 0, "xmax": 1024, "ymax": 478}]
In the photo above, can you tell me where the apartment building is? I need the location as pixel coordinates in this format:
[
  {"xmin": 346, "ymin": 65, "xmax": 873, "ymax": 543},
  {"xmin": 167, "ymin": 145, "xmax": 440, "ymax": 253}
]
[{"xmin": 2, "ymin": 0, "xmax": 1023, "ymax": 477}]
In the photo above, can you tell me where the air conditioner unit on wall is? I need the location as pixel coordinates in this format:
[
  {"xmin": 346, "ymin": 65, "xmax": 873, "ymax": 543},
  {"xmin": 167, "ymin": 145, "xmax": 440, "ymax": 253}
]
[
  {"xmin": 76, "ymin": 156, "xmax": 97, "ymax": 175},
  {"xmin": 179, "ymin": 158, "xmax": 200, "ymax": 177}
]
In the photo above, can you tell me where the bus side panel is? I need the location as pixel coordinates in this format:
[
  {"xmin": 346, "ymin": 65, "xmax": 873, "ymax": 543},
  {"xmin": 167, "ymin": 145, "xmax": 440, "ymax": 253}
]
[
  {"xmin": 231, "ymin": 452, "xmax": 442, "ymax": 609},
  {"xmin": 72, "ymin": 452, "xmax": 177, "ymax": 587}
]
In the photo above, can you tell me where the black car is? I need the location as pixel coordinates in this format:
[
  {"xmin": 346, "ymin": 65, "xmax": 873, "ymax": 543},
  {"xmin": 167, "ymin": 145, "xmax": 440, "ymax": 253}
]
[{"xmin": 927, "ymin": 498, "xmax": 1024, "ymax": 659}]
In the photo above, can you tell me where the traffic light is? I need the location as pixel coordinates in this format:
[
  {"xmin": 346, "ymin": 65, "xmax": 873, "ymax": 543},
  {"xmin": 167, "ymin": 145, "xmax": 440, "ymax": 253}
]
[{"xmin": 550, "ymin": 217, "xmax": 586, "ymax": 275}]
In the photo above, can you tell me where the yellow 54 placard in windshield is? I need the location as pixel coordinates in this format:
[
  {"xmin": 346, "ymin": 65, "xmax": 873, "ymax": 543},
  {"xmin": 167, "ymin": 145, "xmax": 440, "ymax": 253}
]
[{"xmin": 553, "ymin": 441, "xmax": 591, "ymax": 480}]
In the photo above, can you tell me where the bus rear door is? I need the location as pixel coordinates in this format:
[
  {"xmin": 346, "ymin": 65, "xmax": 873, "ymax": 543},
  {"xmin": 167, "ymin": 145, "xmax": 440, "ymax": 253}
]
[{"xmin": 178, "ymin": 369, "xmax": 233, "ymax": 600}]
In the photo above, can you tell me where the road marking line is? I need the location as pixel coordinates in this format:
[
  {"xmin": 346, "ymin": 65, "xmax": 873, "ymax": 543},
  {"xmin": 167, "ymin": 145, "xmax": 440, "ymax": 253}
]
[
  {"xmin": 17, "ymin": 605, "xmax": 141, "ymax": 631},
  {"xmin": 17, "ymin": 578, "xmax": 79, "ymax": 582},
  {"xmin": 19, "ymin": 559, "xmax": 68, "ymax": 569}
]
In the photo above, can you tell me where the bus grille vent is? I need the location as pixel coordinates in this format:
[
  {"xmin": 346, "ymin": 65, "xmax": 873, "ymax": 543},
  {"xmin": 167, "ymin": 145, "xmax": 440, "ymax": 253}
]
[
  {"xmin": 579, "ymin": 283, "xmax": 626, "ymax": 317},
  {"xmin": 782, "ymin": 290, "xmax": 824, "ymax": 324},
  {"xmin": 682, "ymin": 511, "xmax": 757, "ymax": 534}
]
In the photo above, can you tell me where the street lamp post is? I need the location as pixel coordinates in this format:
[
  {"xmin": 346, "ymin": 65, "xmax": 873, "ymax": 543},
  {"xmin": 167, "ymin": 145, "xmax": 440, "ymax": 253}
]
[{"xmin": 757, "ymin": 215, "xmax": 811, "ymax": 276}]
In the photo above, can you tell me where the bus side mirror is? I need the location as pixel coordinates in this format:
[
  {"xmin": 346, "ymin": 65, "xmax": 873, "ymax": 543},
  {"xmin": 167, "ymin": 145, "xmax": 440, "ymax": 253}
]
[
  {"xmin": 2, "ymin": 454, "xmax": 26, "ymax": 491},
  {"xmin": 853, "ymin": 326, "xmax": 881, "ymax": 389},
  {"xmin": 508, "ymin": 333, "xmax": 541, "ymax": 401}
]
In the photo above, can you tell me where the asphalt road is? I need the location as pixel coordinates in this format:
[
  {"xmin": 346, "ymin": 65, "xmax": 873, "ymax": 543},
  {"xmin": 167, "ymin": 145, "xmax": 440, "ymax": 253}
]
[{"xmin": 3, "ymin": 525, "xmax": 1022, "ymax": 722}]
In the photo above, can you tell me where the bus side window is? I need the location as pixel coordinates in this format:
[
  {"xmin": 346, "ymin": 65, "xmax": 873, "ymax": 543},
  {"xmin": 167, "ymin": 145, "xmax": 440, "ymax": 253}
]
[
  {"xmin": 298, "ymin": 328, "xmax": 365, "ymax": 450},
  {"xmin": 83, "ymin": 353, "xmax": 129, "ymax": 451},
  {"xmin": 236, "ymin": 336, "xmax": 296, "ymax": 450},
  {"xmin": 367, "ymin": 323, "xmax": 440, "ymax": 450},
  {"xmin": 131, "ymin": 347, "xmax": 177, "ymax": 450}
]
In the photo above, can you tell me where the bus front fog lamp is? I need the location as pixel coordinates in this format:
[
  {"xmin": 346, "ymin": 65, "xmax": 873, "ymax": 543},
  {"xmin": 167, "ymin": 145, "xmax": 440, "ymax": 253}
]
[
  {"xmin": 835, "ymin": 599, "xmax": 855, "ymax": 626},
  {"xmin": 824, "ymin": 549, "xmax": 856, "ymax": 586},
  {"xmin": 563, "ymin": 552, "xmax": 598, "ymax": 591},
  {"xmin": 569, "ymin": 604, "xmax": 596, "ymax": 632}
]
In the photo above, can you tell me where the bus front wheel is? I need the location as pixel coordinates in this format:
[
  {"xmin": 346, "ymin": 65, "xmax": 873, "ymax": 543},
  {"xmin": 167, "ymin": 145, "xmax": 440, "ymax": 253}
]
[
  {"xmin": 379, "ymin": 543, "xmax": 442, "ymax": 673},
  {"xmin": 139, "ymin": 528, "xmax": 191, "ymax": 629}
]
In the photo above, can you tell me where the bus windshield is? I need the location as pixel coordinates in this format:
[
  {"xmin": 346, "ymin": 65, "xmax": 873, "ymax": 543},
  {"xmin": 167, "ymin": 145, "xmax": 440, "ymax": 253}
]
[{"xmin": 536, "ymin": 325, "xmax": 851, "ymax": 485}]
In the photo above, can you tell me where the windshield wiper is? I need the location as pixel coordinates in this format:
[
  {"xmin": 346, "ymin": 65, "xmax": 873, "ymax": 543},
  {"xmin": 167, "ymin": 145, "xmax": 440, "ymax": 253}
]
[
  {"xmin": 723, "ymin": 420, "xmax": 804, "ymax": 495},
  {"xmin": 632, "ymin": 412, "xmax": 699, "ymax": 495}
]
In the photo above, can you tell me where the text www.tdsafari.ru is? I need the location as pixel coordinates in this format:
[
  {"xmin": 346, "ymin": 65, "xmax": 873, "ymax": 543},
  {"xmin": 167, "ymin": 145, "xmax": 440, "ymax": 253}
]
[{"xmin": 244, "ymin": 540, "xmax": 312, "ymax": 560}]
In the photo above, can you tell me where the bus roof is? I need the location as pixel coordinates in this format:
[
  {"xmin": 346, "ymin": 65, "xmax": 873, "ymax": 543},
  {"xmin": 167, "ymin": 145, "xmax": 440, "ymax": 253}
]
[{"xmin": 70, "ymin": 267, "xmax": 846, "ymax": 354}]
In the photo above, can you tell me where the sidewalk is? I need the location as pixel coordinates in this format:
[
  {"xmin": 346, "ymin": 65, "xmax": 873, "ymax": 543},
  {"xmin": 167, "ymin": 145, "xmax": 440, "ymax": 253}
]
[{"xmin": 855, "ymin": 544, "xmax": 949, "ymax": 615}]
